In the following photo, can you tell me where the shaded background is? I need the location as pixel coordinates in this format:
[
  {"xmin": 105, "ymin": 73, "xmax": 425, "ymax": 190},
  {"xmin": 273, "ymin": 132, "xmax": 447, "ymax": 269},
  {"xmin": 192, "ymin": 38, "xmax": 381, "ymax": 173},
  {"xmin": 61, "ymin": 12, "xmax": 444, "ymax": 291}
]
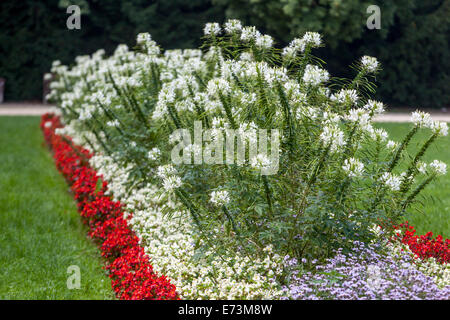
[{"xmin": 0, "ymin": 0, "xmax": 448, "ymax": 108}]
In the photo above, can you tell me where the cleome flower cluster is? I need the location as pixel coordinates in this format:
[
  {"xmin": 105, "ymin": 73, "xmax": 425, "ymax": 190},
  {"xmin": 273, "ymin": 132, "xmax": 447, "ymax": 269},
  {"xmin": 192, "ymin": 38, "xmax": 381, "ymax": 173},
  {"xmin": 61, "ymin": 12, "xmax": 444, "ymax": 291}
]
[{"xmin": 44, "ymin": 20, "xmax": 449, "ymax": 299}]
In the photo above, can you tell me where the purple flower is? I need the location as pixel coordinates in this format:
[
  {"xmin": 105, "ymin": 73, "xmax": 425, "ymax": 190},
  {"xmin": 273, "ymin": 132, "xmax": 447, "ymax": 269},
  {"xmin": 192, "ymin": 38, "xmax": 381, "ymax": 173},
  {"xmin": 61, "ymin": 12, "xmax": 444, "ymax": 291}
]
[{"xmin": 282, "ymin": 241, "xmax": 450, "ymax": 300}]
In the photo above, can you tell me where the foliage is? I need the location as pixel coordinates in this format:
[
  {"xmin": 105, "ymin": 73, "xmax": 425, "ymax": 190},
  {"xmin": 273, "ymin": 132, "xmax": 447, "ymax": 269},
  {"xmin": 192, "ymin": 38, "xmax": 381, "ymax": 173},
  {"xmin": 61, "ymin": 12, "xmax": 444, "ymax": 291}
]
[
  {"xmin": 0, "ymin": 0, "xmax": 224, "ymax": 100},
  {"xmin": 46, "ymin": 21, "xmax": 448, "ymax": 267},
  {"xmin": 215, "ymin": 0, "xmax": 450, "ymax": 108}
]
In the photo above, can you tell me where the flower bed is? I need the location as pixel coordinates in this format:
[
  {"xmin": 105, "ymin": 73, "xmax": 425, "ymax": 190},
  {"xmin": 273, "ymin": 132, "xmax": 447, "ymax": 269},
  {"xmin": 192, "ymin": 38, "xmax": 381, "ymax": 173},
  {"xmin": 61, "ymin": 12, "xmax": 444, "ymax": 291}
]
[
  {"xmin": 42, "ymin": 112, "xmax": 450, "ymax": 299},
  {"xmin": 41, "ymin": 113, "xmax": 178, "ymax": 300},
  {"xmin": 43, "ymin": 20, "xmax": 450, "ymax": 299}
]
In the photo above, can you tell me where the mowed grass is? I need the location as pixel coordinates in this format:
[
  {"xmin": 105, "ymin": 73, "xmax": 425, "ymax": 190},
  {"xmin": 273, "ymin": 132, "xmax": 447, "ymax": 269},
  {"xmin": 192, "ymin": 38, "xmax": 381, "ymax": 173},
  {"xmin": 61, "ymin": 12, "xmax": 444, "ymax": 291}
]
[
  {"xmin": 376, "ymin": 123, "xmax": 450, "ymax": 238},
  {"xmin": 0, "ymin": 116, "xmax": 114, "ymax": 299}
]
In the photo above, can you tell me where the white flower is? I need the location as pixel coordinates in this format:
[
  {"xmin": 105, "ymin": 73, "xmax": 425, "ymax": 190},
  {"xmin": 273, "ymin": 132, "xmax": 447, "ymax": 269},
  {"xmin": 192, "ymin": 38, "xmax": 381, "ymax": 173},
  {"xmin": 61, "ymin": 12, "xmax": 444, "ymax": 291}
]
[
  {"xmin": 255, "ymin": 34, "xmax": 273, "ymax": 49},
  {"xmin": 240, "ymin": 26, "xmax": 261, "ymax": 42},
  {"xmin": 320, "ymin": 112, "xmax": 339, "ymax": 125},
  {"xmin": 250, "ymin": 154, "xmax": 271, "ymax": 170},
  {"xmin": 147, "ymin": 147, "xmax": 161, "ymax": 161},
  {"xmin": 162, "ymin": 175, "xmax": 182, "ymax": 191},
  {"xmin": 411, "ymin": 111, "xmax": 433, "ymax": 128},
  {"xmin": 281, "ymin": 46, "xmax": 297, "ymax": 59},
  {"xmin": 320, "ymin": 125, "xmax": 346, "ymax": 153},
  {"xmin": 363, "ymin": 100, "xmax": 385, "ymax": 115},
  {"xmin": 331, "ymin": 89, "xmax": 359, "ymax": 105},
  {"xmin": 417, "ymin": 162, "xmax": 427, "ymax": 174},
  {"xmin": 203, "ymin": 23, "xmax": 221, "ymax": 37},
  {"xmin": 302, "ymin": 64, "xmax": 329, "ymax": 86},
  {"xmin": 206, "ymin": 78, "xmax": 231, "ymax": 97},
  {"xmin": 380, "ymin": 172, "xmax": 402, "ymax": 191},
  {"xmin": 386, "ymin": 140, "xmax": 398, "ymax": 150},
  {"xmin": 302, "ymin": 32, "xmax": 322, "ymax": 47},
  {"xmin": 346, "ymin": 109, "xmax": 370, "ymax": 125},
  {"xmin": 430, "ymin": 121, "xmax": 448, "ymax": 136},
  {"xmin": 342, "ymin": 158, "xmax": 365, "ymax": 178},
  {"xmin": 361, "ymin": 56, "xmax": 379, "ymax": 73},
  {"xmin": 224, "ymin": 19, "xmax": 242, "ymax": 34},
  {"xmin": 371, "ymin": 128, "xmax": 388, "ymax": 142},
  {"xmin": 209, "ymin": 190, "xmax": 230, "ymax": 206},
  {"xmin": 239, "ymin": 52, "xmax": 253, "ymax": 62},
  {"xmin": 429, "ymin": 160, "xmax": 447, "ymax": 176},
  {"xmin": 136, "ymin": 32, "xmax": 152, "ymax": 45},
  {"xmin": 156, "ymin": 164, "xmax": 177, "ymax": 179},
  {"xmin": 52, "ymin": 60, "xmax": 61, "ymax": 68},
  {"xmin": 107, "ymin": 119, "xmax": 120, "ymax": 127}
]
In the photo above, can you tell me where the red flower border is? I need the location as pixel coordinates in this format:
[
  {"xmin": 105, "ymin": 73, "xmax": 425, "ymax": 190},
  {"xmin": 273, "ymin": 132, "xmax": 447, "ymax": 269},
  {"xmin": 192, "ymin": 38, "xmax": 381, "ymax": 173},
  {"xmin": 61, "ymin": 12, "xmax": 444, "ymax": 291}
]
[{"xmin": 40, "ymin": 113, "xmax": 179, "ymax": 300}]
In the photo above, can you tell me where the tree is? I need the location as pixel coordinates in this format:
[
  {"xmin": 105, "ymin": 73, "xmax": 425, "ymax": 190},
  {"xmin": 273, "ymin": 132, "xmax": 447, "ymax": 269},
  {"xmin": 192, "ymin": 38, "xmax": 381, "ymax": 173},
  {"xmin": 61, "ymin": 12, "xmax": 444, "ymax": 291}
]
[{"xmin": 215, "ymin": 0, "xmax": 450, "ymax": 108}]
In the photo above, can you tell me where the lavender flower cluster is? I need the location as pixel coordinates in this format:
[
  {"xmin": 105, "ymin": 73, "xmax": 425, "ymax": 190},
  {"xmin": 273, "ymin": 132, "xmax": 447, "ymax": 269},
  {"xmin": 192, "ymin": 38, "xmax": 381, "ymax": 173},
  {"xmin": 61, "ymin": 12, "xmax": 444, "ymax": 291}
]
[{"xmin": 282, "ymin": 241, "xmax": 450, "ymax": 300}]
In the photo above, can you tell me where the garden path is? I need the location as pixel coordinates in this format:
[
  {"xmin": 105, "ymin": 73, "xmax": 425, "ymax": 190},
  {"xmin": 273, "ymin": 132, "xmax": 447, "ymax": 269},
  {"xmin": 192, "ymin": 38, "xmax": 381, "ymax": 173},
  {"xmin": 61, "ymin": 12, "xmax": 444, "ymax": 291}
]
[{"xmin": 1, "ymin": 103, "xmax": 450, "ymax": 122}]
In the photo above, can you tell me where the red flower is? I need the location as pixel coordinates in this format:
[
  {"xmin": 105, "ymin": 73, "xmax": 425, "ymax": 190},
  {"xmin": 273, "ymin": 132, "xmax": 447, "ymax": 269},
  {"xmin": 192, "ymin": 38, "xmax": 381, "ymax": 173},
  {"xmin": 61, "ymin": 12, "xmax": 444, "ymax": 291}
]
[{"xmin": 393, "ymin": 221, "xmax": 449, "ymax": 264}]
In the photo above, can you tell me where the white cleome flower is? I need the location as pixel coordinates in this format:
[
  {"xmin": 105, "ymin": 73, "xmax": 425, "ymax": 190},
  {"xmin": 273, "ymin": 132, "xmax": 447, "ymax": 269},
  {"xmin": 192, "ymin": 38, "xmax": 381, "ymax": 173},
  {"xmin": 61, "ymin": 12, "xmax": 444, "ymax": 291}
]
[
  {"xmin": 156, "ymin": 164, "xmax": 177, "ymax": 179},
  {"xmin": 224, "ymin": 19, "xmax": 243, "ymax": 34},
  {"xmin": 239, "ymin": 52, "xmax": 253, "ymax": 62},
  {"xmin": 255, "ymin": 34, "xmax": 274, "ymax": 49},
  {"xmin": 342, "ymin": 158, "xmax": 365, "ymax": 178},
  {"xmin": 429, "ymin": 160, "xmax": 447, "ymax": 176},
  {"xmin": 302, "ymin": 64, "xmax": 330, "ymax": 86},
  {"xmin": 430, "ymin": 121, "xmax": 448, "ymax": 136},
  {"xmin": 282, "ymin": 32, "xmax": 321, "ymax": 59},
  {"xmin": 203, "ymin": 23, "xmax": 221, "ymax": 37},
  {"xmin": 346, "ymin": 109, "xmax": 370, "ymax": 126},
  {"xmin": 147, "ymin": 147, "xmax": 161, "ymax": 161},
  {"xmin": 240, "ymin": 26, "xmax": 261, "ymax": 42},
  {"xmin": 363, "ymin": 100, "xmax": 385, "ymax": 115},
  {"xmin": 361, "ymin": 56, "xmax": 379, "ymax": 73},
  {"xmin": 136, "ymin": 32, "xmax": 152, "ymax": 45},
  {"xmin": 250, "ymin": 154, "xmax": 271, "ymax": 170},
  {"xmin": 411, "ymin": 111, "xmax": 433, "ymax": 128},
  {"xmin": 417, "ymin": 161, "xmax": 427, "ymax": 174},
  {"xmin": 162, "ymin": 175, "xmax": 182, "ymax": 192},
  {"xmin": 331, "ymin": 89, "xmax": 359, "ymax": 105},
  {"xmin": 209, "ymin": 190, "xmax": 230, "ymax": 206},
  {"xmin": 207, "ymin": 78, "xmax": 231, "ymax": 97},
  {"xmin": 320, "ymin": 125, "xmax": 346, "ymax": 153},
  {"xmin": 106, "ymin": 119, "xmax": 120, "ymax": 127},
  {"xmin": 302, "ymin": 32, "xmax": 322, "ymax": 47},
  {"xmin": 386, "ymin": 140, "xmax": 398, "ymax": 150},
  {"xmin": 370, "ymin": 128, "xmax": 388, "ymax": 142},
  {"xmin": 380, "ymin": 172, "xmax": 402, "ymax": 191}
]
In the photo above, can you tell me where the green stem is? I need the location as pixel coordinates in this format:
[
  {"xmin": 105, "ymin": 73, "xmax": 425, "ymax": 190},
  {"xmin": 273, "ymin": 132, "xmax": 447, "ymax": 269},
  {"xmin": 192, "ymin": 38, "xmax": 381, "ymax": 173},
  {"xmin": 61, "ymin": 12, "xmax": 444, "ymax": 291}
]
[
  {"xmin": 262, "ymin": 175, "xmax": 274, "ymax": 217},
  {"xmin": 388, "ymin": 126, "xmax": 418, "ymax": 172}
]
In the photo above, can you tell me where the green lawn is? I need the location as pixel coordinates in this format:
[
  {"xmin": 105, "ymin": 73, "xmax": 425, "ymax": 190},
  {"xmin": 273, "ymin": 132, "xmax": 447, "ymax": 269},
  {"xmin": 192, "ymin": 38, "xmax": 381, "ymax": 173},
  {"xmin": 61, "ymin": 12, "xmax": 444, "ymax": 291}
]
[
  {"xmin": 0, "ymin": 116, "xmax": 114, "ymax": 299},
  {"xmin": 377, "ymin": 123, "xmax": 450, "ymax": 238}
]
